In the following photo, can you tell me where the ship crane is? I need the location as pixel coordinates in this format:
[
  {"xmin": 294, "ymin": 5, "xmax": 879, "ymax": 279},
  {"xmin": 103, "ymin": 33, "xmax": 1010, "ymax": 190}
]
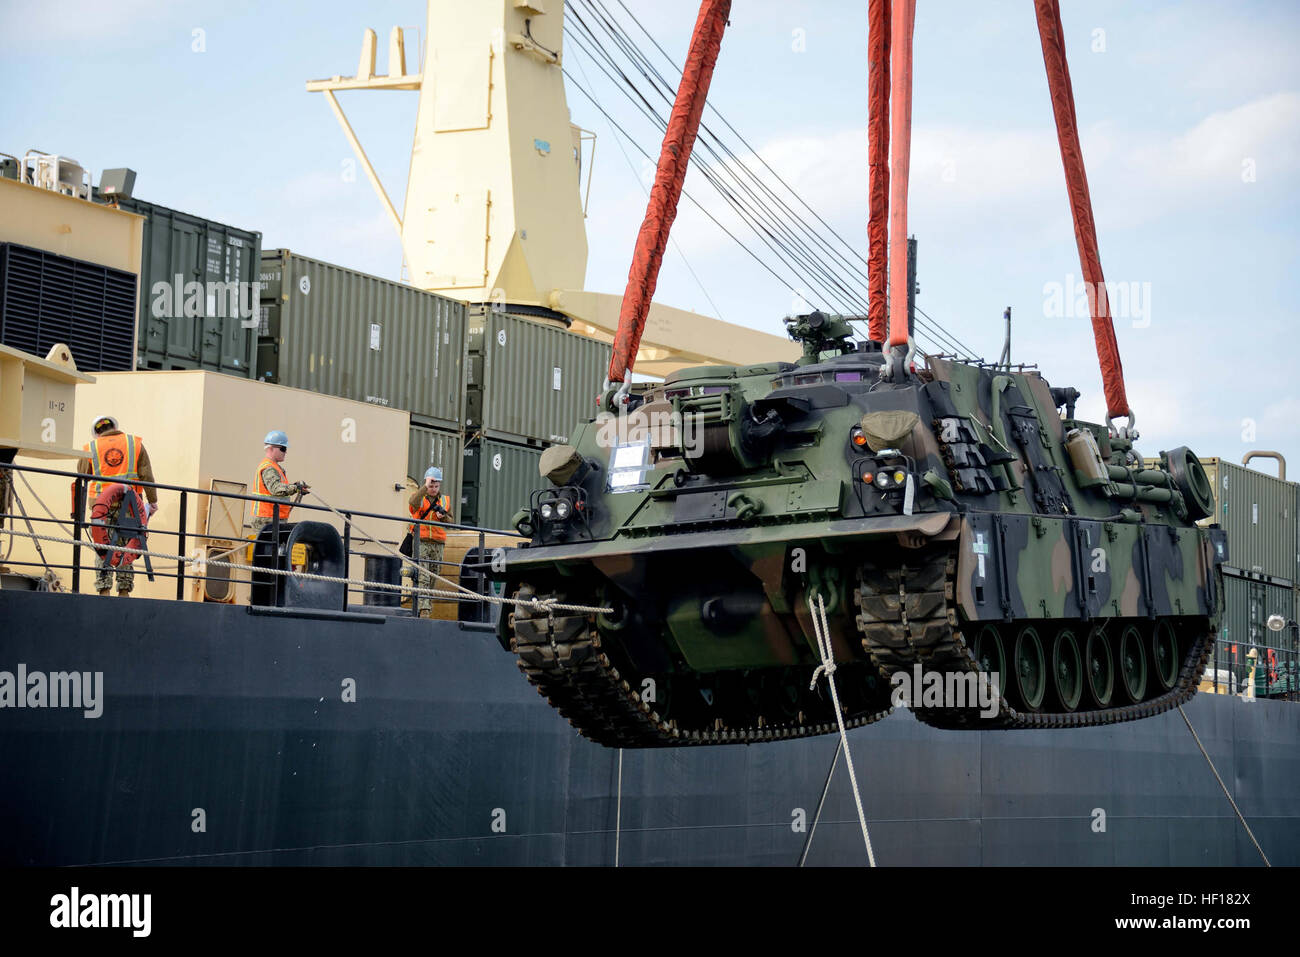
[{"xmin": 305, "ymin": 0, "xmax": 798, "ymax": 378}]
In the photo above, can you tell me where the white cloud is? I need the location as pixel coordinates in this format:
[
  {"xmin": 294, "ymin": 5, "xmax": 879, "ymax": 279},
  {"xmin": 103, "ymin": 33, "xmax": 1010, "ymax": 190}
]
[{"xmin": 1131, "ymin": 91, "xmax": 1300, "ymax": 188}]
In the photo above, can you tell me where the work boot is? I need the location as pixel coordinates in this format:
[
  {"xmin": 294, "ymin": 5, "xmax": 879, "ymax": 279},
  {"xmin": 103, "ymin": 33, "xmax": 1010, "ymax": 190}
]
[
  {"xmin": 97, "ymin": 589, "xmax": 111, "ymax": 597},
  {"xmin": 117, "ymin": 590, "xmax": 131, "ymax": 597}
]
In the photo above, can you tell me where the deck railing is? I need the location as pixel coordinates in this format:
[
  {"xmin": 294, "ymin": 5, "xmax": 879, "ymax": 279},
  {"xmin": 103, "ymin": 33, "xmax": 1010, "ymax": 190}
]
[{"xmin": 0, "ymin": 460, "xmax": 520, "ymax": 626}]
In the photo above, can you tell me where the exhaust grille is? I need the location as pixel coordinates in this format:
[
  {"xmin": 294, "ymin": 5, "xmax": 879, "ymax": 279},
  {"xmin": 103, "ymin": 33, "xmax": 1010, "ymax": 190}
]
[{"xmin": 0, "ymin": 242, "xmax": 136, "ymax": 371}]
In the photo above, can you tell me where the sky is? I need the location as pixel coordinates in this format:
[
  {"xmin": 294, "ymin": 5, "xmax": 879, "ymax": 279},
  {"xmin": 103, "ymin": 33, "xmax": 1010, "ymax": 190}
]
[{"xmin": 3, "ymin": 0, "xmax": 1298, "ymax": 473}]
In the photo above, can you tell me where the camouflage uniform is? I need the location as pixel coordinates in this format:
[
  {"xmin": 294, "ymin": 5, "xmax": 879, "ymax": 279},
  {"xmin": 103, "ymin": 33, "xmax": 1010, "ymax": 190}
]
[
  {"xmin": 77, "ymin": 431, "xmax": 158, "ymax": 596},
  {"xmin": 405, "ymin": 539, "xmax": 445, "ymax": 617},
  {"xmin": 403, "ymin": 488, "xmax": 450, "ymax": 617},
  {"xmin": 92, "ymin": 501, "xmax": 134, "ymax": 593},
  {"xmin": 251, "ymin": 464, "xmax": 299, "ymax": 533}
]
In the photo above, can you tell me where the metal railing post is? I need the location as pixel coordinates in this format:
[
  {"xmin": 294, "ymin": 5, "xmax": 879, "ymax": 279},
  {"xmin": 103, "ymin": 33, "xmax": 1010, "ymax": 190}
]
[
  {"xmin": 72, "ymin": 477, "xmax": 86, "ymax": 592},
  {"xmin": 477, "ymin": 528, "xmax": 487, "ymax": 622},
  {"xmin": 176, "ymin": 490, "xmax": 188, "ymax": 600},
  {"xmin": 342, "ymin": 511, "xmax": 352, "ymax": 612},
  {"xmin": 271, "ymin": 507, "xmax": 282, "ymax": 606}
]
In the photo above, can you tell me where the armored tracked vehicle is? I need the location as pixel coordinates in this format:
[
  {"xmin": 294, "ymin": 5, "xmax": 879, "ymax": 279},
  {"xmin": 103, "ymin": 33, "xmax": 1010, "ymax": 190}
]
[{"xmin": 498, "ymin": 313, "xmax": 1226, "ymax": 747}]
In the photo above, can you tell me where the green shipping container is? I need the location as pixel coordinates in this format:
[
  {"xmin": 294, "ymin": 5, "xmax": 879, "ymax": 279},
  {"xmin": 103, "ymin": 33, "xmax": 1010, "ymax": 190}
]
[
  {"xmin": 461, "ymin": 437, "xmax": 548, "ymax": 531},
  {"xmin": 465, "ymin": 308, "xmax": 610, "ymax": 445},
  {"xmin": 112, "ymin": 196, "xmax": 261, "ymax": 378},
  {"xmin": 1218, "ymin": 574, "xmax": 1298, "ymax": 697},
  {"xmin": 1201, "ymin": 458, "xmax": 1296, "ymax": 583},
  {"xmin": 260, "ymin": 250, "xmax": 465, "ymax": 429},
  {"xmin": 406, "ymin": 423, "xmax": 464, "ymax": 518}
]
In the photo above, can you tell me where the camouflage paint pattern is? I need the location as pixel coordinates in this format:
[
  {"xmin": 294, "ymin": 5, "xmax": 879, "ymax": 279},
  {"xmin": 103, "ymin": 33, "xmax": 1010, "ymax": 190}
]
[{"xmin": 499, "ymin": 336, "xmax": 1226, "ymax": 746}]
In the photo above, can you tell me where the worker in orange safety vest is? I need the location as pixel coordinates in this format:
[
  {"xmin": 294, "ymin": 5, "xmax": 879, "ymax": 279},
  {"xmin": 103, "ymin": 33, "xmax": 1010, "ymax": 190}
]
[
  {"xmin": 252, "ymin": 430, "xmax": 310, "ymax": 533},
  {"xmin": 76, "ymin": 414, "xmax": 159, "ymax": 596},
  {"xmin": 403, "ymin": 466, "xmax": 453, "ymax": 617}
]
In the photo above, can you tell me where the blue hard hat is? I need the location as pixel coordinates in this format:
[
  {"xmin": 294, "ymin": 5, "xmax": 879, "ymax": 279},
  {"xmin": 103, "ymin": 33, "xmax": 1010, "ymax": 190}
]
[
  {"xmin": 264, "ymin": 430, "xmax": 289, "ymax": 449},
  {"xmin": 424, "ymin": 467, "xmax": 443, "ymax": 481}
]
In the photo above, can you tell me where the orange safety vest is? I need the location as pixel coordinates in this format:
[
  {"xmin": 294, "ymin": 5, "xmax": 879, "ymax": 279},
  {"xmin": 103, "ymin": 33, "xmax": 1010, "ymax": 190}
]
[
  {"xmin": 254, "ymin": 458, "xmax": 293, "ymax": 520},
  {"xmin": 410, "ymin": 493, "xmax": 451, "ymax": 543},
  {"xmin": 85, "ymin": 433, "xmax": 145, "ymax": 503}
]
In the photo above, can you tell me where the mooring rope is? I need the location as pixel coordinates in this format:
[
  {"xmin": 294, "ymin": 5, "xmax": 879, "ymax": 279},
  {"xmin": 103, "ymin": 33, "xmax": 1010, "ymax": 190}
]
[
  {"xmin": 1177, "ymin": 703, "xmax": 1270, "ymax": 866},
  {"xmin": 808, "ymin": 591, "xmax": 876, "ymax": 866},
  {"xmin": 0, "ymin": 526, "xmax": 612, "ymax": 615}
]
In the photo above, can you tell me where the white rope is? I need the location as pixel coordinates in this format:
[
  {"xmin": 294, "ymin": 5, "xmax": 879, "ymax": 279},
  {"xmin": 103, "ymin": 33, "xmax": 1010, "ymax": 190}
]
[
  {"xmin": 305, "ymin": 489, "xmax": 527, "ymax": 608},
  {"xmin": 303, "ymin": 489, "xmax": 614, "ymax": 616},
  {"xmin": 1, "ymin": 526, "xmax": 613, "ymax": 616},
  {"xmin": 1177, "ymin": 703, "xmax": 1271, "ymax": 866},
  {"xmin": 615, "ymin": 747, "xmax": 623, "ymax": 868},
  {"xmin": 807, "ymin": 591, "xmax": 876, "ymax": 866}
]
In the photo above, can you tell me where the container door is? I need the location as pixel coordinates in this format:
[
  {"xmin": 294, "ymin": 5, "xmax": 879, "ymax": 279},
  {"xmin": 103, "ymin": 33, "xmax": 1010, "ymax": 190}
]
[
  {"xmin": 218, "ymin": 235, "xmax": 257, "ymax": 376},
  {"xmin": 168, "ymin": 218, "xmax": 203, "ymax": 365}
]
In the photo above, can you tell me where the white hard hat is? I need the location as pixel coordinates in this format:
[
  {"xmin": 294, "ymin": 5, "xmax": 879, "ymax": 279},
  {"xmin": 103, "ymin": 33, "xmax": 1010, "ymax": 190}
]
[{"xmin": 91, "ymin": 414, "xmax": 119, "ymax": 437}]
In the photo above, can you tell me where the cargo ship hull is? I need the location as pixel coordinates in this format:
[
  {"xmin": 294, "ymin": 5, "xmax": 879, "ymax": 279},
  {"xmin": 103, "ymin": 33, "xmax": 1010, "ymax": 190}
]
[{"xmin": 1, "ymin": 589, "xmax": 1296, "ymax": 866}]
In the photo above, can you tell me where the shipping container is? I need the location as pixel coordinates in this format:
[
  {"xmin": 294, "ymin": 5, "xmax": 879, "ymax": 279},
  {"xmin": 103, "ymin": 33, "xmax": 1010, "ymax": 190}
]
[
  {"xmin": 466, "ymin": 307, "xmax": 610, "ymax": 445},
  {"xmin": 0, "ymin": 242, "xmax": 136, "ymax": 371},
  {"xmin": 461, "ymin": 437, "xmax": 547, "ymax": 531},
  {"xmin": 1216, "ymin": 573, "xmax": 1299, "ymax": 698},
  {"xmin": 110, "ymin": 196, "xmax": 261, "ymax": 378},
  {"xmin": 406, "ymin": 422, "xmax": 464, "ymax": 517},
  {"xmin": 259, "ymin": 250, "xmax": 465, "ymax": 429},
  {"xmin": 1201, "ymin": 458, "xmax": 1296, "ymax": 583}
]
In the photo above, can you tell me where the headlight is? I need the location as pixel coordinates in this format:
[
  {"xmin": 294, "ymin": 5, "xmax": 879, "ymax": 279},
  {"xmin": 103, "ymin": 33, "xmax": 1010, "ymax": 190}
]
[
  {"xmin": 540, "ymin": 502, "xmax": 554, "ymax": 519},
  {"xmin": 556, "ymin": 500, "xmax": 571, "ymax": 520},
  {"xmin": 850, "ymin": 426, "xmax": 867, "ymax": 448},
  {"xmin": 892, "ymin": 470, "xmax": 906, "ymax": 485},
  {"xmin": 874, "ymin": 472, "xmax": 891, "ymax": 489}
]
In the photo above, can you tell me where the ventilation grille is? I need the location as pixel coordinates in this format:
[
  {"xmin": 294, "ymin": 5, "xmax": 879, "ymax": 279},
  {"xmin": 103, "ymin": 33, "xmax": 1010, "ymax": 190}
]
[{"xmin": 0, "ymin": 243, "xmax": 137, "ymax": 371}]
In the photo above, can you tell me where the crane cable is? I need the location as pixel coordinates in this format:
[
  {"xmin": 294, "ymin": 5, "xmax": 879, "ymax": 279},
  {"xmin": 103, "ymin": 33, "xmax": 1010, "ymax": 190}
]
[
  {"xmin": 587, "ymin": 0, "xmax": 979, "ymax": 358},
  {"xmin": 580, "ymin": 1, "xmax": 875, "ymax": 319},
  {"xmin": 567, "ymin": 11, "xmax": 865, "ymax": 321},
  {"xmin": 570, "ymin": 29, "xmax": 728, "ymax": 324},
  {"xmin": 567, "ymin": 0, "xmax": 980, "ymax": 360},
  {"xmin": 572, "ymin": 2, "xmax": 885, "ymax": 326}
]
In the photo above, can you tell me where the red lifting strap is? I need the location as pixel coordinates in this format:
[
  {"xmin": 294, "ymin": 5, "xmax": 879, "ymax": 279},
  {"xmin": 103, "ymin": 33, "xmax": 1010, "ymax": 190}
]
[
  {"xmin": 866, "ymin": 0, "xmax": 891, "ymax": 343},
  {"xmin": 1035, "ymin": 0, "xmax": 1130, "ymax": 419},
  {"xmin": 886, "ymin": 0, "xmax": 916, "ymax": 350},
  {"xmin": 607, "ymin": 0, "xmax": 731, "ymax": 385}
]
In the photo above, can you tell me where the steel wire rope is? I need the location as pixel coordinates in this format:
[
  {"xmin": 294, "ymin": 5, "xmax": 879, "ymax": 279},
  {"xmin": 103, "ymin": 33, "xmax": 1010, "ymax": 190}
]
[
  {"xmin": 567, "ymin": 8, "xmax": 867, "ymax": 318},
  {"xmin": 562, "ymin": 69, "xmax": 811, "ymax": 306},
  {"xmin": 583, "ymin": 0, "xmax": 879, "ymax": 317},
  {"xmin": 577, "ymin": 0, "xmax": 982, "ymax": 359},
  {"xmin": 568, "ymin": 12, "xmax": 970, "ymax": 358},
  {"xmin": 569, "ymin": 35, "xmax": 728, "ymax": 324},
  {"xmin": 565, "ymin": 26, "xmax": 860, "ymax": 318},
  {"xmin": 565, "ymin": 12, "xmax": 864, "ymax": 317}
]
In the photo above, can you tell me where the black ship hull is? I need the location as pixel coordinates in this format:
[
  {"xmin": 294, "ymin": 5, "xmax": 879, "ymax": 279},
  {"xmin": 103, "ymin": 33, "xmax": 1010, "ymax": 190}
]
[{"xmin": 1, "ymin": 590, "xmax": 1296, "ymax": 866}]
